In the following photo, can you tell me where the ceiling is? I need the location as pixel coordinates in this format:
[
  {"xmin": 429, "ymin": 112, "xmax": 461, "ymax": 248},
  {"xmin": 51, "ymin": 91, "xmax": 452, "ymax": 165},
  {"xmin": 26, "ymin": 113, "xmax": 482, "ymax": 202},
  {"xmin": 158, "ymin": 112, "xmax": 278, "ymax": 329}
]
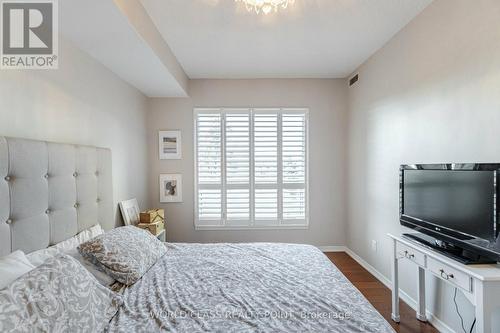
[
  {"xmin": 140, "ymin": 0, "xmax": 433, "ymax": 79},
  {"xmin": 60, "ymin": 0, "xmax": 188, "ymax": 97},
  {"xmin": 59, "ymin": 0, "xmax": 433, "ymax": 96}
]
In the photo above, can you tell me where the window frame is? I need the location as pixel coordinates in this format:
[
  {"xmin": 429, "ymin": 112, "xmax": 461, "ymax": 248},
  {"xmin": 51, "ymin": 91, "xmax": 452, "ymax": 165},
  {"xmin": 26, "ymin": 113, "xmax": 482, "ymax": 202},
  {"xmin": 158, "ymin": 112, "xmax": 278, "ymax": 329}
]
[{"xmin": 194, "ymin": 107, "xmax": 310, "ymax": 230}]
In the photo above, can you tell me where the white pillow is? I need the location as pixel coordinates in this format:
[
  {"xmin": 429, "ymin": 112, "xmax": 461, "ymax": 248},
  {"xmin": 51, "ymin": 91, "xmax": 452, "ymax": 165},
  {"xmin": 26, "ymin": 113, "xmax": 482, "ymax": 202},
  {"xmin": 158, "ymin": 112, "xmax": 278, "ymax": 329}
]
[
  {"xmin": 0, "ymin": 250, "xmax": 35, "ymax": 289},
  {"xmin": 27, "ymin": 224, "xmax": 105, "ymax": 266},
  {"xmin": 54, "ymin": 224, "xmax": 105, "ymax": 253},
  {"xmin": 77, "ymin": 224, "xmax": 104, "ymax": 243},
  {"xmin": 26, "ymin": 224, "xmax": 114, "ymax": 286},
  {"xmin": 25, "ymin": 246, "xmax": 59, "ymax": 267}
]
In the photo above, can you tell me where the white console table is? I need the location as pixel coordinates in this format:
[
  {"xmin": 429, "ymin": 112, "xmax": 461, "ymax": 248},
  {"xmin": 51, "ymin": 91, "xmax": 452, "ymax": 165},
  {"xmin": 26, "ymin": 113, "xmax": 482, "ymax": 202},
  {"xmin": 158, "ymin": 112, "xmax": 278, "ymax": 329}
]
[{"xmin": 389, "ymin": 234, "xmax": 500, "ymax": 333}]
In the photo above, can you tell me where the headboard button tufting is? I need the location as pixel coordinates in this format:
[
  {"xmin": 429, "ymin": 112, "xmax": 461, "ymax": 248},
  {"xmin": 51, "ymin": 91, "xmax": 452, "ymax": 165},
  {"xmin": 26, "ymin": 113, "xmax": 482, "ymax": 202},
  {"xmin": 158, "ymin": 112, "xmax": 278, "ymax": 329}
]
[
  {"xmin": 0, "ymin": 137, "xmax": 113, "ymax": 255},
  {"xmin": 96, "ymin": 198, "xmax": 101, "ymax": 203}
]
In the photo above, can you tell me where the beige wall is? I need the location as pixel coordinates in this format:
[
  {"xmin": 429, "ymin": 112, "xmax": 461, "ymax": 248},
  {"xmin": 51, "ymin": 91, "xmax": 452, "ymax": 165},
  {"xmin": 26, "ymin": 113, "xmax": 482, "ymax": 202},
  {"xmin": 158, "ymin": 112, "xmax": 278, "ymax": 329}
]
[
  {"xmin": 0, "ymin": 38, "xmax": 150, "ymax": 226},
  {"xmin": 347, "ymin": 0, "xmax": 500, "ymax": 331},
  {"xmin": 148, "ymin": 79, "xmax": 348, "ymax": 246}
]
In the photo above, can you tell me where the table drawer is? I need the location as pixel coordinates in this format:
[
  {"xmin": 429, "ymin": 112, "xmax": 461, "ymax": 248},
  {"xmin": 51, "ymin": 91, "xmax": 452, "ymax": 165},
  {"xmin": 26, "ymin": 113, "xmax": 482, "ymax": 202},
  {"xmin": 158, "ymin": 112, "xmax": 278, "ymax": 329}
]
[
  {"xmin": 396, "ymin": 242, "xmax": 425, "ymax": 267},
  {"xmin": 427, "ymin": 257, "xmax": 472, "ymax": 292}
]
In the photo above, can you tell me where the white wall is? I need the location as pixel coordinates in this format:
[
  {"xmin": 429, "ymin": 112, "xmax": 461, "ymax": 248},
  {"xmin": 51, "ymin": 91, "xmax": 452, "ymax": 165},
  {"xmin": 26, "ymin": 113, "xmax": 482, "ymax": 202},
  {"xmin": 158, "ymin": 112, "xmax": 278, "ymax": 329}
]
[
  {"xmin": 347, "ymin": 0, "xmax": 500, "ymax": 331},
  {"xmin": 0, "ymin": 38, "xmax": 150, "ymax": 226},
  {"xmin": 148, "ymin": 79, "xmax": 348, "ymax": 246},
  {"xmin": 4, "ymin": 2, "xmax": 498, "ymax": 328}
]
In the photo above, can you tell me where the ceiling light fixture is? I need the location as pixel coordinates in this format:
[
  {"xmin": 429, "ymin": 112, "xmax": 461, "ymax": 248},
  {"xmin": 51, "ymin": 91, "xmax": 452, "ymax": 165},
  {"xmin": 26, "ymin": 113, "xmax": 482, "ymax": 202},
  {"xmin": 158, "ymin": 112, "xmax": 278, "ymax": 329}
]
[{"xmin": 235, "ymin": 0, "xmax": 295, "ymax": 15}]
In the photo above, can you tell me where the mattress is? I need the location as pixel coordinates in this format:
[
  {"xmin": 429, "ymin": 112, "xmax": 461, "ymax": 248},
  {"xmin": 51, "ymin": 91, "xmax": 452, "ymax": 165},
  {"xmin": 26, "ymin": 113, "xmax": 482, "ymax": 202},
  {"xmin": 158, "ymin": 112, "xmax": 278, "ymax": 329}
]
[{"xmin": 107, "ymin": 243, "xmax": 394, "ymax": 333}]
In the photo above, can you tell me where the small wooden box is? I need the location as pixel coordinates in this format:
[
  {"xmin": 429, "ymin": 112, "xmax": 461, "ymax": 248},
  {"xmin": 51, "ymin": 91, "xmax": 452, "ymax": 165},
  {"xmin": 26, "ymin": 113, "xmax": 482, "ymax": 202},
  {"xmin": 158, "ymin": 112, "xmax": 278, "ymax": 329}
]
[
  {"xmin": 137, "ymin": 220, "xmax": 164, "ymax": 236},
  {"xmin": 139, "ymin": 209, "xmax": 164, "ymax": 224}
]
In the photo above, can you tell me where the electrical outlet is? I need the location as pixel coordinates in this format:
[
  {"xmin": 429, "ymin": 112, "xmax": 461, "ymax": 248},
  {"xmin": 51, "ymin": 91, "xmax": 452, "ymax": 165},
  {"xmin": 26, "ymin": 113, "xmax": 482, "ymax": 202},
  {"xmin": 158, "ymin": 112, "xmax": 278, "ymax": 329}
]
[{"xmin": 371, "ymin": 240, "xmax": 378, "ymax": 252}]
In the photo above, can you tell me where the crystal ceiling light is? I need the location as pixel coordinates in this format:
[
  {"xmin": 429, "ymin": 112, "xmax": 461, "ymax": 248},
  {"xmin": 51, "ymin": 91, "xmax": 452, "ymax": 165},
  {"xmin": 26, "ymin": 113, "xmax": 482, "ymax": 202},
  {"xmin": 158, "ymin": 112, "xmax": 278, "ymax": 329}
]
[{"xmin": 235, "ymin": 0, "xmax": 295, "ymax": 15}]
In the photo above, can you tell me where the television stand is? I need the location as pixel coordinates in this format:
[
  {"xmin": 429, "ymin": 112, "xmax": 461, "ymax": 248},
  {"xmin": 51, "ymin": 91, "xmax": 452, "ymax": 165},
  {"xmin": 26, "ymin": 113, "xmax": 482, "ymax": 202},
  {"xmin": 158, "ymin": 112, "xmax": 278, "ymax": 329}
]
[
  {"xmin": 403, "ymin": 233, "xmax": 496, "ymax": 264},
  {"xmin": 389, "ymin": 233, "xmax": 500, "ymax": 332}
]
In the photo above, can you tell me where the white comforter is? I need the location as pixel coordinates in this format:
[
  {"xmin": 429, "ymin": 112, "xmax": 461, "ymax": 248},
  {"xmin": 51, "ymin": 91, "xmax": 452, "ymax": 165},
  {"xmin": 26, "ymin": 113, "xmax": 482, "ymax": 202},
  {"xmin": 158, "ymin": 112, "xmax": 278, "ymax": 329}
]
[{"xmin": 107, "ymin": 243, "xmax": 394, "ymax": 333}]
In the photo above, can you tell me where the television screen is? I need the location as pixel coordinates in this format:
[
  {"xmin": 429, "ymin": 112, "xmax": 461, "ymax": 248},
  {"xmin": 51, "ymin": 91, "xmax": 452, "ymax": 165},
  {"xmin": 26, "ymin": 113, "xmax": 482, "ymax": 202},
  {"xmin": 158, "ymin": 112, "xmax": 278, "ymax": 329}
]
[{"xmin": 402, "ymin": 169, "xmax": 496, "ymax": 241}]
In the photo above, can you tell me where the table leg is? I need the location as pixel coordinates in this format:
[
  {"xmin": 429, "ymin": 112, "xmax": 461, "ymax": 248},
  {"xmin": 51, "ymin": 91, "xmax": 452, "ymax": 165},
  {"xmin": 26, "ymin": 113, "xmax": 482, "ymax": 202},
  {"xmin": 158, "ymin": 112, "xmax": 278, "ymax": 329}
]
[
  {"xmin": 475, "ymin": 281, "xmax": 493, "ymax": 333},
  {"xmin": 417, "ymin": 266, "xmax": 427, "ymax": 321},
  {"xmin": 391, "ymin": 239, "xmax": 400, "ymax": 323}
]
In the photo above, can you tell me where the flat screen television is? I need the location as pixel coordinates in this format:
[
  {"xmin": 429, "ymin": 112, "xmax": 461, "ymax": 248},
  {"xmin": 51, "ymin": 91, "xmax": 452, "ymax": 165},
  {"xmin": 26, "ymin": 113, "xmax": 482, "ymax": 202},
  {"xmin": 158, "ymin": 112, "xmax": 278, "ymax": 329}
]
[{"xmin": 400, "ymin": 164, "xmax": 500, "ymax": 264}]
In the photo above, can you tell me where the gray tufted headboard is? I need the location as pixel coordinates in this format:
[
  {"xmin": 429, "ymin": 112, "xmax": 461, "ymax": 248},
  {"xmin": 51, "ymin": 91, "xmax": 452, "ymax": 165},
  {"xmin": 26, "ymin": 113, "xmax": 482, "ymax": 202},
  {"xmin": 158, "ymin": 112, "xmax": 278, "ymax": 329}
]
[{"xmin": 0, "ymin": 137, "xmax": 113, "ymax": 257}]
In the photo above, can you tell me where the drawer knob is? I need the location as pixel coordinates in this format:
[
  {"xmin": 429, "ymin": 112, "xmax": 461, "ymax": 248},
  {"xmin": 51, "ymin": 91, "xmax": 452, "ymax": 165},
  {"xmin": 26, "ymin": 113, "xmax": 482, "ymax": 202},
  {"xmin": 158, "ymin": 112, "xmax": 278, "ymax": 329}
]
[
  {"xmin": 439, "ymin": 269, "xmax": 454, "ymax": 280},
  {"xmin": 403, "ymin": 250, "xmax": 415, "ymax": 259}
]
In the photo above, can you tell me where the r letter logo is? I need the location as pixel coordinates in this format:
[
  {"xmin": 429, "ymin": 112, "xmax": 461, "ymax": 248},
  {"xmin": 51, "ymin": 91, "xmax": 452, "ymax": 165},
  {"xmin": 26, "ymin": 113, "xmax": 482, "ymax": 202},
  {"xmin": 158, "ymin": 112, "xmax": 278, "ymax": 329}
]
[{"xmin": 1, "ymin": 0, "xmax": 58, "ymax": 69}]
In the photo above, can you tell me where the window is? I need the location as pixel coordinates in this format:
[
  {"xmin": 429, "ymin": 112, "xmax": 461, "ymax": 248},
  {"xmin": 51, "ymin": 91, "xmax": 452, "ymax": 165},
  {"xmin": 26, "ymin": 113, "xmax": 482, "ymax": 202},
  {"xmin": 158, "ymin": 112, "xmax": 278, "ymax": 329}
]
[{"xmin": 194, "ymin": 108, "xmax": 308, "ymax": 229}]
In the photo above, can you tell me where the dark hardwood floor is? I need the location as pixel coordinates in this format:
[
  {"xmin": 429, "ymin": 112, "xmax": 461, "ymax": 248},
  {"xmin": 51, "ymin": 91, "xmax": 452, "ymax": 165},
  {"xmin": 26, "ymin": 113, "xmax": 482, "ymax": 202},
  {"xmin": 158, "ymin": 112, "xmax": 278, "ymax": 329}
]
[{"xmin": 325, "ymin": 252, "xmax": 438, "ymax": 333}]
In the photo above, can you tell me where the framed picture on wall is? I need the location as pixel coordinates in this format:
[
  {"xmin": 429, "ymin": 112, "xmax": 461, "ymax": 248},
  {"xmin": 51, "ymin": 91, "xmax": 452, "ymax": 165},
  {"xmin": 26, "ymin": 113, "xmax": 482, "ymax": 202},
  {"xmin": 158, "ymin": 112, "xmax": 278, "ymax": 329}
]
[
  {"xmin": 160, "ymin": 174, "xmax": 183, "ymax": 203},
  {"xmin": 118, "ymin": 198, "xmax": 141, "ymax": 226},
  {"xmin": 159, "ymin": 130, "xmax": 182, "ymax": 159}
]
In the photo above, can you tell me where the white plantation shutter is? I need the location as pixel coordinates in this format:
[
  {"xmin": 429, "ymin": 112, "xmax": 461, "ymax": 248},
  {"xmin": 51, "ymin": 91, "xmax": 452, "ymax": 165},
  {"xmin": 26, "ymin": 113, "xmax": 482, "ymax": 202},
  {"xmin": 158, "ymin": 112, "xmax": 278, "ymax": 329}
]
[
  {"xmin": 225, "ymin": 112, "xmax": 250, "ymax": 185},
  {"xmin": 282, "ymin": 112, "xmax": 307, "ymax": 223},
  {"xmin": 253, "ymin": 111, "xmax": 279, "ymax": 226},
  {"xmin": 254, "ymin": 113, "xmax": 278, "ymax": 184},
  {"xmin": 255, "ymin": 189, "xmax": 278, "ymax": 221},
  {"xmin": 195, "ymin": 108, "xmax": 308, "ymax": 229},
  {"xmin": 198, "ymin": 189, "xmax": 222, "ymax": 220},
  {"xmin": 196, "ymin": 112, "xmax": 222, "ymax": 184},
  {"xmin": 225, "ymin": 111, "xmax": 250, "ymax": 224},
  {"xmin": 196, "ymin": 111, "xmax": 222, "ymax": 222},
  {"xmin": 282, "ymin": 113, "xmax": 306, "ymax": 184}
]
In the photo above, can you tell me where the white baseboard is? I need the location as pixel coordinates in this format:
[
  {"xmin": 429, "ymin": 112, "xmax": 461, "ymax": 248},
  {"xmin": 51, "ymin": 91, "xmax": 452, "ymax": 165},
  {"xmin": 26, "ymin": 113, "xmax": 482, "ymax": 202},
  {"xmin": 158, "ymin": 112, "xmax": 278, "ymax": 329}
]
[
  {"xmin": 343, "ymin": 248, "xmax": 393, "ymax": 287},
  {"xmin": 319, "ymin": 247, "xmax": 455, "ymax": 333},
  {"xmin": 317, "ymin": 245, "xmax": 347, "ymax": 252}
]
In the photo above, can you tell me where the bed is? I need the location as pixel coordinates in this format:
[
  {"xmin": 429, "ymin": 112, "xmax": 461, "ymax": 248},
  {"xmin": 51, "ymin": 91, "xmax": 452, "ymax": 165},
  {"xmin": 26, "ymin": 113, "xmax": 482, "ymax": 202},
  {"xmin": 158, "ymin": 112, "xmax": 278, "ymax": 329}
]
[
  {"xmin": 108, "ymin": 242, "xmax": 394, "ymax": 332},
  {"xmin": 0, "ymin": 137, "xmax": 394, "ymax": 333}
]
